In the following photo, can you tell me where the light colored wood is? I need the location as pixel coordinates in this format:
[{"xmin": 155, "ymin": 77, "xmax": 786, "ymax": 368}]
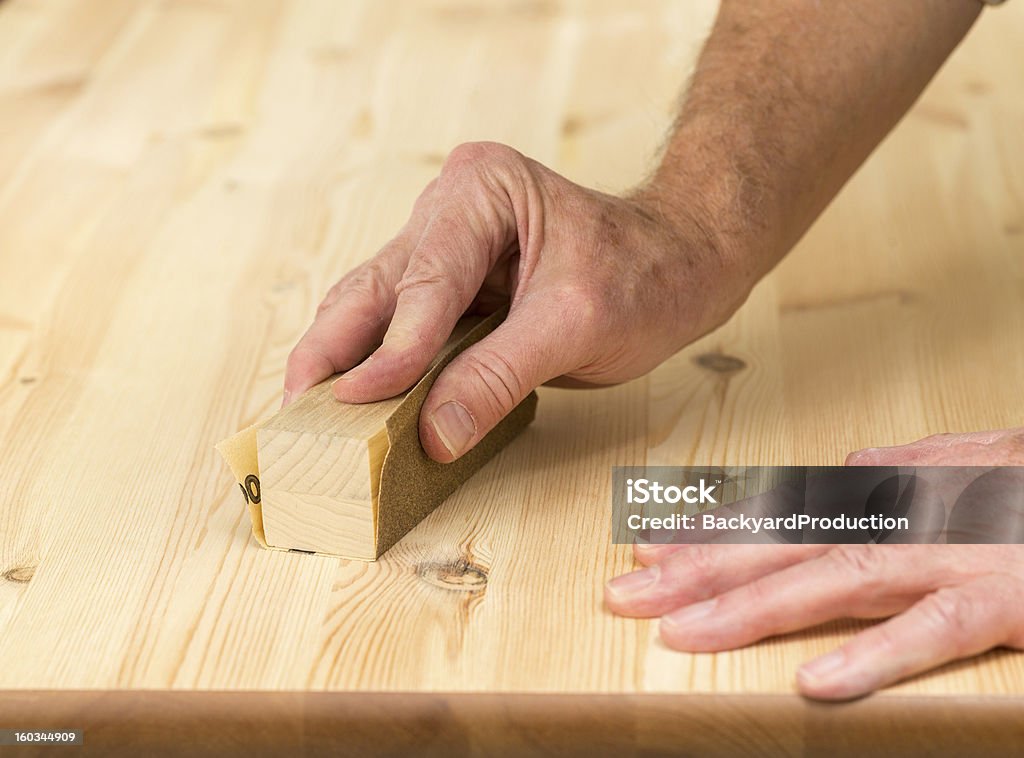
[
  {"xmin": 0, "ymin": 0, "xmax": 1022, "ymax": 748},
  {"xmin": 257, "ymin": 379, "xmax": 394, "ymax": 560}
]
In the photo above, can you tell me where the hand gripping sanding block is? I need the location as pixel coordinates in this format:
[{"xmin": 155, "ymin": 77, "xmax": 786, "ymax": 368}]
[{"xmin": 216, "ymin": 309, "xmax": 538, "ymax": 561}]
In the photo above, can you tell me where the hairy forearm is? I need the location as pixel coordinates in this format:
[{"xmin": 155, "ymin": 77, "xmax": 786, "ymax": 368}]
[{"xmin": 643, "ymin": 0, "xmax": 981, "ymax": 284}]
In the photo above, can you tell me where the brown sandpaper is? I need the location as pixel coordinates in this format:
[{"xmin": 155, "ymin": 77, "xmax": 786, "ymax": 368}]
[
  {"xmin": 216, "ymin": 307, "xmax": 538, "ymax": 559},
  {"xmin": 375, "ymin": 310, "xmax": 539, "ymax": 555}
]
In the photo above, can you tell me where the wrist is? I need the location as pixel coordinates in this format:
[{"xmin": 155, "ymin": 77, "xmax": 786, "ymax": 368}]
[
  {"xmin": 627, "ymin": 162, "xmax": 768, "ymax": 304},
  {"xmin": 657, "ymin": 118, "xmax": 792, "ymax": 278},
  {"xmin": 623, "ymin": 175, "xmax": 759, "ymax": 338}
]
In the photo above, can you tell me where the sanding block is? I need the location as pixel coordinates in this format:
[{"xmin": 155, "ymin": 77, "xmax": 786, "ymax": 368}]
[{"xmin": 216, "ymin": 309, "xmax": 538, "ymax": 560}]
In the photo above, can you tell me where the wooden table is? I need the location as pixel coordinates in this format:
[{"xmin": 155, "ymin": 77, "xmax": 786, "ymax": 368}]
[{"xmin": 1, "ymin": 1, "xmax": 1022, "ymax": 754}]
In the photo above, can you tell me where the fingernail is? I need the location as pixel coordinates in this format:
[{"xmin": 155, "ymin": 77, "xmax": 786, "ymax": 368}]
[
  {"xmin": 798, "ymin": 650, "xmax": 847, "ymax": 683},
  {"xmin": 281, "ymin": 389, "xmax": 292, "ymax": 408},
  {"xmin": 430, "ymin": 400, "xmax": 476, "ymax": 458},
  {"xmin": 634, "ymin": 544, "xmax": 660, "ymax": 555},
  {"xmin": 606, "ymin": 566, "xmax": 660, "ymax": 596},
  {"xmin": 663, "ymin": 598, "xmax": 717, "ymax": 628}
]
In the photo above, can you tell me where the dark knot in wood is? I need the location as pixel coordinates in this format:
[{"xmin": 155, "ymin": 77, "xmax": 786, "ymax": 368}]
[
  {"xmin": 417, "ymin": 559, "xmax": 488, "ymax": 592},
  {"xmin": 694, "ymin": 352, "xmax": 747, "ymax": 374},
  {"xmin": 3, "ymin": 565, "xmax": 36, "ymax": 584}
]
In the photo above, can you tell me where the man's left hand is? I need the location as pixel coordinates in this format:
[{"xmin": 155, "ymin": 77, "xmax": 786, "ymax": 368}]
[{"xmin": 605, "ymin": 427, "xmax": 1024, "ymax": 700}]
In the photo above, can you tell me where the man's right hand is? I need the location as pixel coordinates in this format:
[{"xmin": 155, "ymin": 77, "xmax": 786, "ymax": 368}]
[{"xmin": 283, "ymin": 141, "xmax": 754, "ymax": 463}]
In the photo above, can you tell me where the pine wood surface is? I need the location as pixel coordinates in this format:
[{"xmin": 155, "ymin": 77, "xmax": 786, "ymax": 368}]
[
  {"xmin": 0, "ymin": 0, "xmax": 1022, "ymax": 725},
  {"xmin": 256, "ymin": 377, "xmax": 397, "ymax": 559}
]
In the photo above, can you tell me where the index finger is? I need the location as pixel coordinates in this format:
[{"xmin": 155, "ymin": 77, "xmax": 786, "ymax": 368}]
[{"xmin": 282, "ymin": 245, "xmax": 407, "ymax": 404}]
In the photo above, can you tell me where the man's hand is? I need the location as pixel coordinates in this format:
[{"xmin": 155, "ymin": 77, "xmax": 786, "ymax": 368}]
[
  {"xmin": 283, "ymin": 141, "xmax": 752, "ymax": 462},
  {"xmin": 282, "ymin": 0, "xmax": 980, "ymax": 464},
  {"xmin": 846, "ymin": 427, "xmax": 1024, "ymax": 466},
  {"xmin": 605, "ymin": 428, "xmax": 1024, "ymax": 701}
]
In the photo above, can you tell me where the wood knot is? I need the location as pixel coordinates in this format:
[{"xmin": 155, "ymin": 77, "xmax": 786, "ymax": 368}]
[
  {"xmin": 694, "ymin": 352, "xmax": 746, "ymax": 374},
  {"xmin": 562, "ymin": 115, "xmax": 584, "ymax": 136},
  {"xmin": 417, "ymin": 559, "xmax": 487, "ymax": 593},
  {"xmin": 3, "ymin": 566, "xmax": 36, "ymax": 584},
  {"xmin": 197, "ymin": 122, "xmax": 245, "ymax": 140},
  {"xmin": 417, "ymin": 152, "xmax": 446, "ymax": 166},
  {"xmin": 965, "ymin": 79, "xmax": 990, "ymax": 96}
]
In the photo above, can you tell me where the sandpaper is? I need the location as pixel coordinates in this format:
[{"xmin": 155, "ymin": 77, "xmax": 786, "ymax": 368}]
[
  {"xmin": 375, "ymin": 312, "xmax": 539, "ymax": 555},
  {"xmin": 216, "ymin": 308, "xmax": 538, "ymax": 559}
]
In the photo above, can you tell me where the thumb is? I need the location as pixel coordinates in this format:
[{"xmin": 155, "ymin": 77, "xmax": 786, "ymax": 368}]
[{"xmin": 419, "ymin": 303, "xmax": 574, "ymax": 462}]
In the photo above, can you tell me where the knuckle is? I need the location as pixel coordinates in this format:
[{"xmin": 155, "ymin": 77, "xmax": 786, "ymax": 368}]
[
  {"xmin": 456, "ymin": 349, "xmax": 525, "ymax": 417},
  {"xmin": 396, "ymin": 251, "xmax": 474, "ymax": 303},
  {"xmin": 845, "ymin": 449, "xmax": 874, "ymax": 466},
  {"xmin": 677, "ymin": 546, "xmax": 720, "ymax": 595},
  {"xmin": 443, "ymin": 141, "xmax": 519, "ymax": 175},
  {"xmin": 868, "ymin": 623, "xmax": 902, "ymax": 660},
  {"xmin": 828, "ymin": 545, "xmax": 884, "ymax": 585},
  {"xmin": 731, "ymin": 578, "xmax": 780, "ymax": 639},
  {"xmin": 316, "ymin": 282, "xmax": 343, "ymax": 315},
  {"xmin": 285, "ymin": 344, "xmax": 317, "ymax": 374},
  {"xmin": 1002, "ymin": 574, "xmax": 1024, "ymax": 648},
  {"xmin": 341, "ymin": 260, "xmax": 393, "ymax": 303},
  {"xmin": 396, "ymin": 258, "xmax": 451, "ymax": 295},
  {"xmin": 918, "ymin": 433, "xmax": 954, "ymax": 450},
  {"xmin": 740, "ymin": 575, "xmax": 774, "ymax": 608},
  {"xmin": 922, "ymin": 589, "xmax": 974, "ymax": 651}
]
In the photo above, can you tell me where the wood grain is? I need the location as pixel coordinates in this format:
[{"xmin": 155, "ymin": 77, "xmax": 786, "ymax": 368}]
[
  {"xmin": 0, "ymin": 0, "xmax": 1021, "ymax": 751},
  {"xmin": 257, "ymin": 378, "xmax": 394, "ymax": 559}
]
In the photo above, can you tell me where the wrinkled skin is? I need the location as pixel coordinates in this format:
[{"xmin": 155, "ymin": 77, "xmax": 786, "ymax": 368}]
[
  {"xmin": 283, "ymin": 142, "xmax": 752, "ymax": 462},
  {"xmin": 606, "ymin": 428, "xmax": 1024, "ymax": 700}
]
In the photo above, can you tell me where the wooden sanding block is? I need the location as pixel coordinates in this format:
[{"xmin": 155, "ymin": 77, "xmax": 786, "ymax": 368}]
[{"xmin": 216, "ymin": 309, "xmax": 538, "ymax": 560}]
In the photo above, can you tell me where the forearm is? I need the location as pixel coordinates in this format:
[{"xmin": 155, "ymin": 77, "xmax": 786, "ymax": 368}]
[{"xmin": 643, "ymin": 0, "xmax": 981, "ymax": 284}]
